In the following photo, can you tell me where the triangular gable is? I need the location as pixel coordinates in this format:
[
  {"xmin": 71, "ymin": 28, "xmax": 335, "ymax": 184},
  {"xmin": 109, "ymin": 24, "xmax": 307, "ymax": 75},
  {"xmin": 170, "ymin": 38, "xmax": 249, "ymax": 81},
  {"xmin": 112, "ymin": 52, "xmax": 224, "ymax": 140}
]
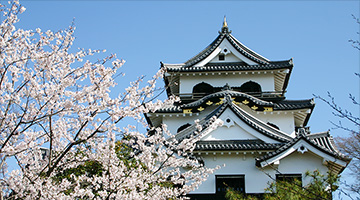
[
  {"xmin": 256, "ymin": 135, "xmax": 349, "ymax": 169},
  {"xmin": 201, "ymin": 125, "xmax": 259, "ymax": 141},
  {"xmin": 173, "ymin": 95, "xmax": 293, "ymax": 143},
  {"xmin": 196, "ymin": 38, "xmax": 258, "ymax": 66},
  {"xmin": 200, "ymin": 107, "xmax": 279, "ymax": 143},
  {"xmin": 183, "ymin": 27, "xmax": 269, "ymax": 68}
]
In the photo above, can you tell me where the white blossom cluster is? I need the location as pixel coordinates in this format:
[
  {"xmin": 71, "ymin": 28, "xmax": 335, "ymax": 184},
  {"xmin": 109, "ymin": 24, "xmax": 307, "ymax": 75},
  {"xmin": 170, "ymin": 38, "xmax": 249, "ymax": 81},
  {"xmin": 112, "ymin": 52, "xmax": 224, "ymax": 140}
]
[{"xmin": 0, "ymin": 1, "xmax": 219, "ymax": 199}]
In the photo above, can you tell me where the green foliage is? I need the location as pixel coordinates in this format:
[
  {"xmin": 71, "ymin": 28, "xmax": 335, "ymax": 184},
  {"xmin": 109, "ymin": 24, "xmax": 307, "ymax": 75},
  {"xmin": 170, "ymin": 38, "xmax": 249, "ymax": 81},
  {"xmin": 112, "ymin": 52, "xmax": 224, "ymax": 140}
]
[
  {"xmin": 264, "ymin": 178, "xmax": 305, "ymax": 200},
  {"xmin": 225, "ymin": 170, "xmax": 339, "ymax": 200},
  {"xmin": 53, "ymin": 160, "xmax": 103, "ymax": 196},
  {"xmin": 54, "ymin": 160, "xmax": 103, "ymax": 183},
  {"xmin": 52, "ymin": 139, "xmax": 179, "ymax": 198},
  {"xmin": 225, "ymin": 188, "xmax": 258, "ymax": 200},
  {"xmin": 114, "ymin": 140, "xmax": 139, "ymax": 169},
  {"xmin": 50, "ymin": 140, "xmax": 133, "ymax": 198}
]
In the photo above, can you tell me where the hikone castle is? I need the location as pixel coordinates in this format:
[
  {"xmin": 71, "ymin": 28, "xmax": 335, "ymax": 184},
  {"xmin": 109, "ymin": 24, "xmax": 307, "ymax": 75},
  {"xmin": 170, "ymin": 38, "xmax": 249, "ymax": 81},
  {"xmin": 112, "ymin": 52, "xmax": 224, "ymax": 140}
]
[{"xmin": 145, "ymin": 18, "xmax": 350, "ymax": 199}]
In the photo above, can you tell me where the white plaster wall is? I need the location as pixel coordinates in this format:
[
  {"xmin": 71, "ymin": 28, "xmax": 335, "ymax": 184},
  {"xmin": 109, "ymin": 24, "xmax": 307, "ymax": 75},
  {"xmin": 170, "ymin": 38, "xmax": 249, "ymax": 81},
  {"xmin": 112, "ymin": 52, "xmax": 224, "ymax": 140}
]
[
  {"xmin": 179, "ymin": 73, "xmax": 275, "ymax": 94},
  {"xmin": 257, "ymin": 113, "xmax": 295, "ymax": 136},
  {"xmin": 202, "ymin": 124, "xmax": 258, "ymax": 141},
  {"xmin": 161, "ymin": 108, "xmax": 214, "ymax": 135},
  {"xmin": 190, "ymin": 151, "xmax": 328, "ymax": 194},
  {"xmin": 190, "ymin": 154, "xmax": 274, "ymax": 194},
  {"xmin": 209, "ymin": 53, "xmax": 242, "ymax": 63},
  {"xmin": 277, "ymin": 151, "xmax": 328, "ymax": 185},
  {"xmin": 239, "ymin": 105, "xmax": 296, "ymax": 135}
]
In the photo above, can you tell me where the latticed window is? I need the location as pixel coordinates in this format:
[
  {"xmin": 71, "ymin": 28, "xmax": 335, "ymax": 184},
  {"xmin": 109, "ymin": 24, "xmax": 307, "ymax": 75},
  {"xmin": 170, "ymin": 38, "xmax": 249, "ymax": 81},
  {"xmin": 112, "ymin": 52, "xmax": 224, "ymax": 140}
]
[
  {"xmin": 276, "ymin": 174, "xmax": 302, "ymax": 185},
  {"xmin": 216, "ymin": 175, "xmax": 245, "ymax": 195}
]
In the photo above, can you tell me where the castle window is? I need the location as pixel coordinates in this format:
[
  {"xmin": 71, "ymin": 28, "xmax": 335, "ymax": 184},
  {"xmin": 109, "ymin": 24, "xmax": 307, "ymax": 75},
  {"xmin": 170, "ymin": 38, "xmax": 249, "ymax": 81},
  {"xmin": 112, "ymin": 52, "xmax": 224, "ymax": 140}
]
[
  {"xmin": 193, "ymin": 82, "xmax": 214, "ymax": 95},
  {"xmin": 276, "ymin": 174, "xmax": 302, "ymax": 185},
  {"xmin": 240, "ymin": 81, "xmax": 262, "ymax": 93},
  {"xmin": 177, "ymin": 123, "xmax": 191, "ymax": 133},
  {"xmin": 216, "ymin": 175, "xmax": 245, "ymax": 196},
  {"xmin": 219, "ymin": 54, "xmax": 225, "ymax": 61}
]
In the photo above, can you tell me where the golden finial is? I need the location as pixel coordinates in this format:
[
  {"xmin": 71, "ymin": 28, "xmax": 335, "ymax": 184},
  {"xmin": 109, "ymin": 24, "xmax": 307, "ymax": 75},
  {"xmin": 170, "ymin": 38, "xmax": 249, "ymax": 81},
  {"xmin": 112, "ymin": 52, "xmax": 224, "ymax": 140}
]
[
  {"xmin": 223, "ymin": 15, "xmax": 228, "ymax": 28},
  {"xmin": 220, "ymin": 16, "xmax": 230, "ymax": 33}
]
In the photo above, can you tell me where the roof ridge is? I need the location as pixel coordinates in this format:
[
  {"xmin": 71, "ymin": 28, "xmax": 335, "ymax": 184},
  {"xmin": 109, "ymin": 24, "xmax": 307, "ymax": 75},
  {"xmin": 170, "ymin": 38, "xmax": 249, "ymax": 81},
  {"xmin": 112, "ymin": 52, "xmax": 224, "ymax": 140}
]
[
  {"xmin": 182, "ymin": 28, "xmax": 272, "ymax": 67},
  {"xmin": 184, "ymin": 34, "xmax": 225, "ymax": 67},
  {"xmin": 307, "ymin": 131, "xmax": 330, "ymax": 137},
  {"xmin": 256, "ymin": 133, "xmax": 351, "ymax": 168},
  {"xmin": 278, "ymin": 99, "xmax": 315, "ymax": 103},
  {"xmin": 230, "ymin": 103, "xmax": 292, "ymax": 142},
  {"xmin": 227, "ymin": 34, "xmax": 269, "ymax": 63},
  {"xmin": 164, "ymin": 60, "xmax": 293, "ymax": 72},
  {"xmin": 161, "ymin": 63, "xmax": 184, "ymax": 66}
]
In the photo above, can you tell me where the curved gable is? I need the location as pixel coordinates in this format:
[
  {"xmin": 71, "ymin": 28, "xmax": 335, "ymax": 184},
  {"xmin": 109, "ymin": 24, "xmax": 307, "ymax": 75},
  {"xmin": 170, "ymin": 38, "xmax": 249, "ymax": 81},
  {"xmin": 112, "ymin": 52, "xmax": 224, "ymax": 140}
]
[
  {"xmin": 183, "ymin": 24, "xmax": 269, "ymax": 68},
  {"xmin": 256, "ymin": 134, "xmax": 350, "ymax": 170}
]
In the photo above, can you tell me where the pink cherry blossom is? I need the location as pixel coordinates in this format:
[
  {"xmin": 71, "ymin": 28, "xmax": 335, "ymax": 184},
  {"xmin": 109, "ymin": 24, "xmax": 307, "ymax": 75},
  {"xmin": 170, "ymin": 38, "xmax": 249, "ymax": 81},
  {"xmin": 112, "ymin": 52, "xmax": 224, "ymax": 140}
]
[{"xmin": 0, "ymin": 1, "xmax": 219, "ymax": 199}]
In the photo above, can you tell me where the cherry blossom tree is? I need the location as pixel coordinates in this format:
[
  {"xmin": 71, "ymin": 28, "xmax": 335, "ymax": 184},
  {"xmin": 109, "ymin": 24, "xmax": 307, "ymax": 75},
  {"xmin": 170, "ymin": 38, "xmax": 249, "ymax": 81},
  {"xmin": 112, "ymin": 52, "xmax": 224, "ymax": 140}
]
[{"xmin": 0, "ymin": 1, "xmax": 220, "ymax": 199}]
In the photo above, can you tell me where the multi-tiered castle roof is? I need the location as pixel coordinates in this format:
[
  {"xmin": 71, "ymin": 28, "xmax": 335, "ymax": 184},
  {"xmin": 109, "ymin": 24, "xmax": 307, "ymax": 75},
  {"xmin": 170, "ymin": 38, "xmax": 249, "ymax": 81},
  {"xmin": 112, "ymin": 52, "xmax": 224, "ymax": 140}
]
[{"xmin": 145, "ymin": 17, "xmax": 350, "ymax": 198}]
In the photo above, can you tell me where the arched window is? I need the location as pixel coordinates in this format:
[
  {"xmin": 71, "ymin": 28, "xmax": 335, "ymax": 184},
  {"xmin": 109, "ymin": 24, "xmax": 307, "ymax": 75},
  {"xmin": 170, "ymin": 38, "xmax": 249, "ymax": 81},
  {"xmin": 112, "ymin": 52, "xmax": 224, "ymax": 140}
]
[
  {"xmin": 192, "ymin": 82, "xmax": 214, "ymax": 95},
  {"xmin": 177, "ymin": 123, "xmax": 191, "ymax": 133},
  {"xmin": 240, "ymin": 81, "xmax": 261, "ymax": 93},
  {"xmin": 267, "ymin": 122, "xmax": 280, "ymax": 130}
]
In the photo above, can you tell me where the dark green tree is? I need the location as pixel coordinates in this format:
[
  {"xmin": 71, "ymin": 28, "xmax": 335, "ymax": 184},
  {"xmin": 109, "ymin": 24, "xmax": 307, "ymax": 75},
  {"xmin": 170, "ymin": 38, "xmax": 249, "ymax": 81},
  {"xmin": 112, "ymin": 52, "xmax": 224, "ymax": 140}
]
[{"xmin": 225, "ymin": 170, "xmax": 339, "ymax": 200}]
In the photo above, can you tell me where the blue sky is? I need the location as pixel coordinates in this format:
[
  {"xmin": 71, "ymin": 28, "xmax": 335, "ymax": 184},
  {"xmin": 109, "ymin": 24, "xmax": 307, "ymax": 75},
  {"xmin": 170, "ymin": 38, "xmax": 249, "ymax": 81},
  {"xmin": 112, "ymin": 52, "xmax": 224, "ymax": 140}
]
[
  {"xmin": 17, "ymin": 0, "xmax": 358, "ymax": 136},
  {"xmin": 10, "ymin": 0, "xmax": 360, "ymax": 198}
]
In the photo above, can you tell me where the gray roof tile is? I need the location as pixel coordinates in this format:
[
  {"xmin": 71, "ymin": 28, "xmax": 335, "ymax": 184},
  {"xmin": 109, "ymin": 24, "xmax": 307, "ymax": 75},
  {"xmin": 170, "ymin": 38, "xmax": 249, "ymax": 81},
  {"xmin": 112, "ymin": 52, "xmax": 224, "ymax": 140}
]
[
  {"xmin": 274, "ymin": 99, "xmax": 315, "ymax": 110},
  {"xmin": 164, "ymin": 60, "xmax": 292, "ymax": 73},
  {"xmin": 195, "ymin": 140, "xmax": 283, "ymax": 151}
]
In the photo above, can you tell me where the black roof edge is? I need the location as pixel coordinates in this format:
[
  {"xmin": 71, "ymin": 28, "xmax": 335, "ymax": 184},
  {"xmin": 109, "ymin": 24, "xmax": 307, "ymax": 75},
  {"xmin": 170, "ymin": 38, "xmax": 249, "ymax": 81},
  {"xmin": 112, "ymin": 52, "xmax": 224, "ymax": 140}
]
[
  {"xmin": 227, "ymin": 34, "xmax": 268, "ymax": 65},
  {"xmin": 182, "ymin": 30, "xmax": 273, "ymax": 68},
  {"xmin": 255, "ymin": 133, "xmax": 351, "ymax": 168},
  {"xmin": 143, "ymin": 113, "xmax": 154, "ymax": 128},
  {"xmin": 174, "ymin": 103, "xmax": 227, "ymax": 141},
  {"xmin": 165, "ymin": 59, "xmax": 293, "ymax": 73},
  {"xmin": 161, "ymin": 61, "xmax": 175, "ymax": 98},
  {"xmin": 281, "ymin": 58, "xmax": 294, "ymax": 92},
  {"xmin": 163, "ymin": 76, "xmax": 171, "ymax": 98},
  {"xmin": 303, "ymin": 100, "xmax": 315, "ymax": 127},
  {"xmin": 184, "ymin": 34, "xmax": 224, "ymax": 67}
]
